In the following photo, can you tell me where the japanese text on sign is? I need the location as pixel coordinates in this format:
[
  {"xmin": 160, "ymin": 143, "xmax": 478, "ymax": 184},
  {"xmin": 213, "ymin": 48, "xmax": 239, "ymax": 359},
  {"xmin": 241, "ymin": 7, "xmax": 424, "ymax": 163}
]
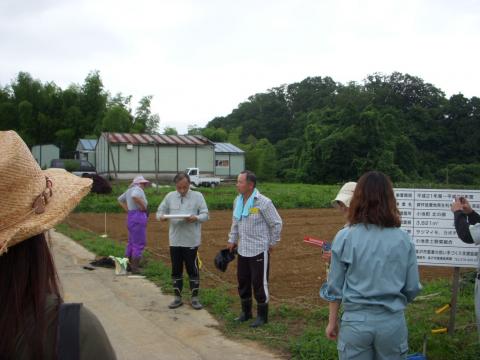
[{"xmin": 395, "ymin": 188, "xmax": 480, "ymax": 268}]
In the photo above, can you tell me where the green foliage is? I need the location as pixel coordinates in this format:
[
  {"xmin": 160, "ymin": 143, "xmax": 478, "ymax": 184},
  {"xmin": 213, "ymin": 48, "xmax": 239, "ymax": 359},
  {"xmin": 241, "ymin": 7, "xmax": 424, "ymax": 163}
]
[
  {"xmin": 101, "ymin": 105, "xmax": 132, "ymax": 133},
  {"xmin": 3, "ymin": 70, "xmax": 480, "ymax": 184},
  {"xmin": 0, "ymin": 102, "xmax": 17, "ymax": 130},
  {"xmin": 163, "ymin": 126, "xmax": 178, "ymax": 135},
  {"xmin": 0, "ymin": 71, "xmax": 160, "ymax": 157},
  {"xmin": 55, "ymin": 223, "xmax": 125, "ymax": 257},
  {"xmin": 55, "ymin": 128, "xmax": 76, "ymax": 153},
  {"xmin": 201, "ymin": 127, "xmax": 228, "ymax": 142},
  {"xmin": 205, "ymin": 72, "xmax": 480, "ymax": 184},
  {"xmin": 75, "ymin": 183, "xmax": 340, "ymax": 213},
  {"xmin": 436, "ymin": 164, "xmax": 480, "ymax": 185},
  {"xmin": 133, "ymin": 95, "xmax": 160, "ymax": 134},
  {"xmin": 63, "ymin": 159, "xmax": 80, "ymax": 172},
  {"xmin": 243, "ymin": 138, "xmax": 278, "ymax": 180}
]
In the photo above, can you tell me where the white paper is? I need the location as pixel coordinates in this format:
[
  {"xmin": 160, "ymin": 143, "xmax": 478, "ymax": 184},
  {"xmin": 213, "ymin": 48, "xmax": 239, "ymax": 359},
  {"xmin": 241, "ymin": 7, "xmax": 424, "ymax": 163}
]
[{"xmin": 162, "ymin": 214, "xmax": 191, "ymax": 219}]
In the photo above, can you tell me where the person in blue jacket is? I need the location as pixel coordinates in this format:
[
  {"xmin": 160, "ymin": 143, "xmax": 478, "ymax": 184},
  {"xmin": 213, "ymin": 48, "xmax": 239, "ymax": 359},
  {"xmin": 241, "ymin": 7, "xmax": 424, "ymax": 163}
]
[{"xmin": 320, "ymin": 171, "xmax": 422, "ymax": 360}]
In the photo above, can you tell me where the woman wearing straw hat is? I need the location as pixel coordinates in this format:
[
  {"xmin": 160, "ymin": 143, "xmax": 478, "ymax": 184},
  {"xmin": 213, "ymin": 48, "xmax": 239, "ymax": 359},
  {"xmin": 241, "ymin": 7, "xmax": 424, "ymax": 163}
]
[
  {"xmin": 118, "ymin": 175, "xmax": 150, "ymax": 274},
  {"xmin": 0, "ymin": 131, "xmax": 116, "ymax": 359},
  {"xmin": 320, "ymin": 171, "xmax": 421, "ymax": 359}
]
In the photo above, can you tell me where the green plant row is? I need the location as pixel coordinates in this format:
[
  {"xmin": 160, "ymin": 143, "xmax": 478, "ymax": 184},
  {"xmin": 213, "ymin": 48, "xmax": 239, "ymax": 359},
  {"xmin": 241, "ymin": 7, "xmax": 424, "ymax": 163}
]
[{"xmin": 75, "ymin": 183, "xmax": 341, "ymax": 213}]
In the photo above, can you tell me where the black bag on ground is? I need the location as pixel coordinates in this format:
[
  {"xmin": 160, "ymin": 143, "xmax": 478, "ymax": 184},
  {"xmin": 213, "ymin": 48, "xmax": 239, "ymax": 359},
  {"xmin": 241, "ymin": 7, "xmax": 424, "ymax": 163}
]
[{"xmin": 90, "ymin": 257, "xmax": 115, "ymax": 268}]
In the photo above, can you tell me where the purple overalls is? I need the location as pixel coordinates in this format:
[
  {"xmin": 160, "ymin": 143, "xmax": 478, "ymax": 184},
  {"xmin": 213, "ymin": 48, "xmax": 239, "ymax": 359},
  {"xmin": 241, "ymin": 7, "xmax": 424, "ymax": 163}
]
[{"xmin": 126, "ymin": 210, "xmax": 148, "ymax": 258}]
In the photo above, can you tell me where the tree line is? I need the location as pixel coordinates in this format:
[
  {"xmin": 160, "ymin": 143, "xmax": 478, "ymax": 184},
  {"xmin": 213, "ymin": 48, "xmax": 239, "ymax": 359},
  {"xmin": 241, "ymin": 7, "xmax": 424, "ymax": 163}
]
[
  {"xmin": 199, "ymin": 73, "xmax": 480, "ymax": 184},
  {"xmin": 0, "ymin": 71, "xmax": 159, "ymax": 157},
  {"xmin": 2, "ymin": 71, "xmax": 479, "ymax": 184}
]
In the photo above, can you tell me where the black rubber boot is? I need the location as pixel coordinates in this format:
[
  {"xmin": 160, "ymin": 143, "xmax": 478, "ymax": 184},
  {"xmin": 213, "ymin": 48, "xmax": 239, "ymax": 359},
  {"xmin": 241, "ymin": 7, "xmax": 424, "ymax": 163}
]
[
  {"xmin": 250, "ymin": 303, "xmax": 268, "ymax": 328},
  {"xmin": 169, "ymin": 278, "xmax": 183, "ymax": 309},
  {"xmin": 235, "ymin": 298, "xmax": 252, "ymax": 322},
  {"xmin": 189, "ymin": 278, "xmax": 203, "ymax": 310},
  {"xmin": 130, "ymin": 257, "xmax": 142, "ymax": 274}
]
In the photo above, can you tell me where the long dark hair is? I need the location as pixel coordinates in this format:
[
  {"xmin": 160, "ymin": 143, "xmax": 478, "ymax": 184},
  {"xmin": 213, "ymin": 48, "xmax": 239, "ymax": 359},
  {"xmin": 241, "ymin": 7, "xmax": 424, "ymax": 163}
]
[
  {"xmin": 0, "ymin": 233, "xmax": 63, "ymax": 359},
  {"xmin": 348, "ymin": 171, "xmax": 401, "ymax": 228}
]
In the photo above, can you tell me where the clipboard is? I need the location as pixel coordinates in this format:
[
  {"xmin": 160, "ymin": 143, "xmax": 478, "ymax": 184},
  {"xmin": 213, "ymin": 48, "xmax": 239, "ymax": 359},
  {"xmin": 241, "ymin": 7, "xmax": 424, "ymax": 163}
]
[{"xmin": 162, "ymin": 214, "xmax": 191, "ymax": 219}]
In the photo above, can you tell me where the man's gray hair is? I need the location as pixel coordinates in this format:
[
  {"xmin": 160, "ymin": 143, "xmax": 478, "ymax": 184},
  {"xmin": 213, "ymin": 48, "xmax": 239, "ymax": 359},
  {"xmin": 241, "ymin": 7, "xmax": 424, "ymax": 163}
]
[
  {"xmin": 240, "ymin": 170, "xmax": 256, "ymax": 188},
  {"xmin": 173, "ymin": 172, "xmax": 191, "ymax": 184}
]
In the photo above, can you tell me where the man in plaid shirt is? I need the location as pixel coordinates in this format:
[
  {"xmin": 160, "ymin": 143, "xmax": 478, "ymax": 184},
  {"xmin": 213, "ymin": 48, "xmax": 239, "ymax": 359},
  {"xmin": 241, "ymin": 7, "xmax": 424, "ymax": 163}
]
[{"xmin": 227, "ymin": 170, "xmax": 283, "ymax": 328}]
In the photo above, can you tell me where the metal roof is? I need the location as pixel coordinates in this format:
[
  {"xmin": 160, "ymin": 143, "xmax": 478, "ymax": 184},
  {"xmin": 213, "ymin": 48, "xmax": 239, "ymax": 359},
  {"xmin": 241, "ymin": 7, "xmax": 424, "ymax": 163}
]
[
  {"xmin": 104, "ymin": 133, "xmax": 213, "ymax": 146},
  {"xmin": 78, "ymin": 139, "xmax": 97, "ymax": 151},
  {"xmin": 214, "ymin": 142, "xmax": 245, "ymax": 154}
]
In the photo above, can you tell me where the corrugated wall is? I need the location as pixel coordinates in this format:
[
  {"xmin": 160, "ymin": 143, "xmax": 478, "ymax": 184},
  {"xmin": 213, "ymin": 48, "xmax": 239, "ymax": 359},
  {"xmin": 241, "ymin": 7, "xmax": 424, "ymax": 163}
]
[
  {"xmin": 32, "ymin": 144, "xmax": 60, "ymax": 169},
  {"xmin": 178, "ymin": 146, "xmax": 196, "ymax": 170},
  {"xmin": 158, "ymin": 146, "xmax": 177, "ymax": 171},
  {"xmin": 215, "ymin": 154, "xmax": 230, "ymax": 176},
  {"xmin": 97, "ymin": 141, "xmax": 215, "ymax": 176},
  {"xmin": 139, "ymin": 145, "xmax": 156, "ymax": 172},
  {"xmin": 95, "ymin": 134, "xmax": 108, "ymax": 174},
  {"xmin": 117, "ymin": 144, "xmax": 138, "ymax": 172},
  {"xmin": 87, "ymin": 152, "xmax": 96, "ymax": 167},
  {"xmin": 230, "ymin": 154, "xmax": 245, "ymax": 176},
  {"xmin": 214, "ymin": 153, "xmax": 245, "ymax": 176},
  {"xmin": 197, "ymin": 146, "xmax": 215, "ymax": 173}
]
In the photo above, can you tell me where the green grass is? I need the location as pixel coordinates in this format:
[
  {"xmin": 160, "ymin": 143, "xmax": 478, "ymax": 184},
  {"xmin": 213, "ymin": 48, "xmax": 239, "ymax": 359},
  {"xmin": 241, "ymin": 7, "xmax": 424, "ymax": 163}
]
[
  {"xmin": 56, "ymin": 223, "xmax": 480, "ymax": 359},
  {"xmin": 76, "ymin": 180, "xmax": 480, "ymax": 213},
  {"xmin": 394, "ymin": 182, "xmax": 480, "ymax": 190},
  {"xmin": 56, "ymin": 223, "xmax": 126, "ymax": 257},
  {"xmin": 75, "ymin": 182, "xmax": 340, "ymax": 212},
  {"xmin": 404, "ymin": 279, "xmax": 480, "ymax": 359}
]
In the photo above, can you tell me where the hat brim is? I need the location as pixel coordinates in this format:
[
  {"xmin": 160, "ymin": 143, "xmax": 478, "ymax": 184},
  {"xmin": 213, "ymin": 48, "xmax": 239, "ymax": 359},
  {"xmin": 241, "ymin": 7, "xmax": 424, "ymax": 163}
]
[
  {"xmin": 0, "ymin": 168, "xmax": 92, "ymax": 254},
  {"xmin": 331, "ymin": 194, "xmax": 352, "ymax": 208},
  {"xmin": 131, "ymin": 180, "xmax": 151, "ymax": 187}
]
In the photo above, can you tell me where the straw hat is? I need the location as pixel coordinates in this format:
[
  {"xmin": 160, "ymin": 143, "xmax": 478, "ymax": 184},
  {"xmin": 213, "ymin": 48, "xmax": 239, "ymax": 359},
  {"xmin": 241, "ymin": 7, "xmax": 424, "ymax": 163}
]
[
  {"xmin": 0, "ymin": 131, "xmax": 92, "ymax": 255},
  {"xmin": 332, "ymin": 182, "xmax": 357, "ymax": 208}
]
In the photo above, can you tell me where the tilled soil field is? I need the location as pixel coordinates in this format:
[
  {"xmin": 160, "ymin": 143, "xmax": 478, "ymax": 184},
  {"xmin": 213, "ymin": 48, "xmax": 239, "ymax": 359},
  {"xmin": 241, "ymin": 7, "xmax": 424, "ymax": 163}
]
[{"xmin": 65, "ymin": 209, "xmax": 457, "ymax": 306}]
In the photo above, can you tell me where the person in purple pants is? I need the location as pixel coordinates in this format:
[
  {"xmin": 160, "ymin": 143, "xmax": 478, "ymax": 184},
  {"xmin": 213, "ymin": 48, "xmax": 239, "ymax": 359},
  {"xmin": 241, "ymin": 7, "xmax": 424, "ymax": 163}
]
[{"xmin": 118, "ymin": 176, "xmax": 150, "ymax": 273}]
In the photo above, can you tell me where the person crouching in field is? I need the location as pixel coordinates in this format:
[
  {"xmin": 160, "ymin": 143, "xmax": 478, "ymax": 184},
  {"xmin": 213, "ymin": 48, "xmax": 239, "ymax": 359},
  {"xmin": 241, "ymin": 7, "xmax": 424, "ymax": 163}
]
[
  {"xmin": 320, "ymin": 171, "xmax": 422, "ymax": 359},
  {"xmin": 156, "ymin": 172, "xmax": 209, "ymax": 310},
  {"xmin": 118, "ymin": 176, "xmax": 150, "ymax": 274},
  {"xmin": 227, "ymin": 170, "xmax": 283, "ymax": 328}
]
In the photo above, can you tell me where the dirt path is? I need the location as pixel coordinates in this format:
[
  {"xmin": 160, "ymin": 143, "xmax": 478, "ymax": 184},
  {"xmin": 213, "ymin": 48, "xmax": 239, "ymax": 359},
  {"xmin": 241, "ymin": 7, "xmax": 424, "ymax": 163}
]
[{"xmin": 50, "ymin": 229, "xmax": 279, "ymax": 360}]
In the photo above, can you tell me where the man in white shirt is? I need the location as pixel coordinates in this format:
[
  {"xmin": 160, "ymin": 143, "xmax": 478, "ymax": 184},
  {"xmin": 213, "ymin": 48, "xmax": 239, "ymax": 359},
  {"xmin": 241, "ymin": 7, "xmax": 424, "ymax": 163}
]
[{"xmin": 157, "ymin": 172, "xmax": 209, "ymax": 310}]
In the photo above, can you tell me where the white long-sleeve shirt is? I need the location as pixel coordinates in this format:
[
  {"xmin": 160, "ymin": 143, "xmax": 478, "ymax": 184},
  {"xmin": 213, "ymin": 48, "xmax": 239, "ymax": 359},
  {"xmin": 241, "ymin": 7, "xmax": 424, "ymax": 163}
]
[{"xmin": 156, "ymin": 190, "xmax": 209, "ymax": 247}]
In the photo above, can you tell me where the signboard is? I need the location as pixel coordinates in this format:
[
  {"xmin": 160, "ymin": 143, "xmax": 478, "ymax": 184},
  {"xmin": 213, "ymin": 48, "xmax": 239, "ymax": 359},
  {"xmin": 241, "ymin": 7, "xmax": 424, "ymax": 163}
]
[{"xmin": 395, "ymin": 188, "xmax": 480, "ymax": 268}]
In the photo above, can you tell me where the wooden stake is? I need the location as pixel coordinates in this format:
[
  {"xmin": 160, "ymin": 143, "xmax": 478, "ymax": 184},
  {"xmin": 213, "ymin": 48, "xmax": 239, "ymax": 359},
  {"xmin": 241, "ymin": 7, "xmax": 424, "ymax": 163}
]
[{"xmin": 448, "ymin": 267, "xmax": 460, "ymax": 334}]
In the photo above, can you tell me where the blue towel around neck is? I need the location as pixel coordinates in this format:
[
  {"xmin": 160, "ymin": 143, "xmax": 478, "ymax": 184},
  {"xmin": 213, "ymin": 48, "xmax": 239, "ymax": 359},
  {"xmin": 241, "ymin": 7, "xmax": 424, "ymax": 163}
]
[{"xmin": 233, "ymin": 189, "xmax": 258, "ymax": 220}]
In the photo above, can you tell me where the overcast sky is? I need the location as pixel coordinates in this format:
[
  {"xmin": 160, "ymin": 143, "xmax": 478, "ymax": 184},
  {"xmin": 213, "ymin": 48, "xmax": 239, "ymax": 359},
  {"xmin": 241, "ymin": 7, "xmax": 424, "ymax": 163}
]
[{"xmin": 1, "ymin": 0, "xmax": 479, "ymax": 134}]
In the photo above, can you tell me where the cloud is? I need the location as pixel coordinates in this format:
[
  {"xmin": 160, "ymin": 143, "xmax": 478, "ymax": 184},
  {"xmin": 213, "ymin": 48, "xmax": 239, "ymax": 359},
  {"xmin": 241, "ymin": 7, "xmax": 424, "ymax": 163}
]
[{"xmin": 1, "ymin": 0, "xmax": 480, "ymax": 133}]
